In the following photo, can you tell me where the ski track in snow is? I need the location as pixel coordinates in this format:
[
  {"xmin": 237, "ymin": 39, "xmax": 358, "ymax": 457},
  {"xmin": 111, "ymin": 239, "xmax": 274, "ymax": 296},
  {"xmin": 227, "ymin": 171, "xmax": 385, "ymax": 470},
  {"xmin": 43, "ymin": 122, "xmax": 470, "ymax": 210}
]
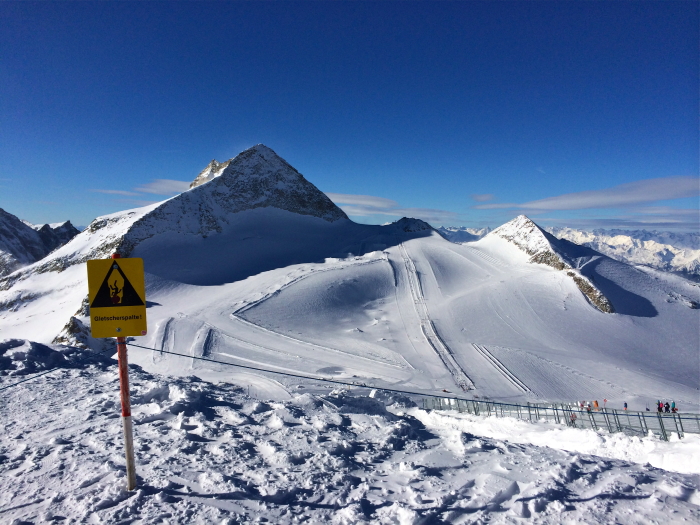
[
  {"xmin": 399, "ymin": 243, "xmax": 474, "ymax": 392},
  {"xmin": 2, "ymin": 359, "xmax": 700, "ymax": 524},
  {"xmin": 471, "ymin": 344, "xmax": 531, "ymax": 394}
]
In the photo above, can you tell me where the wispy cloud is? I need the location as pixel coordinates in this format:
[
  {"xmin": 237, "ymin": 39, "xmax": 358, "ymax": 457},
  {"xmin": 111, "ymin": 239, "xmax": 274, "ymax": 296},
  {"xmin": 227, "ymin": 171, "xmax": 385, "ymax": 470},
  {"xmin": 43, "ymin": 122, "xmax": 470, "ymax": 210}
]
[
  {"xmin": 475, "ymin": 176, "xmax": 699, "ymax": 211},
  {"xmin": 536, "ymin": 207, "xmax": 700, "ymax": 232},
  {"xmin": 327, "ymin": 192, "xmax": 460, "ymax": 224},
  {"xmin": 114, "ymin": 198, "xmax": 161, "ymax": 207},
  {"xmin": 90, "ymin": 189, "xmax": 141, "ymax": 196},
  {"xmin": 134, "ymin": 179, "xmax": 191, "ymax": 195},
  {"xmin": 471, "ymin": 193, "xmax": 494, "ymax": 202}
]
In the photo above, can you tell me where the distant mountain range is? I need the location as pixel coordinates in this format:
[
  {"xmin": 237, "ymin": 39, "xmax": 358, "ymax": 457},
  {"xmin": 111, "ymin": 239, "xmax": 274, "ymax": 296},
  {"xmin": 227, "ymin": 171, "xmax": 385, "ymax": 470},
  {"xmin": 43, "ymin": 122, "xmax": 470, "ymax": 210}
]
[{"xmin": 546, "ymin": 227, "xmax": 700, "ymax": 277}]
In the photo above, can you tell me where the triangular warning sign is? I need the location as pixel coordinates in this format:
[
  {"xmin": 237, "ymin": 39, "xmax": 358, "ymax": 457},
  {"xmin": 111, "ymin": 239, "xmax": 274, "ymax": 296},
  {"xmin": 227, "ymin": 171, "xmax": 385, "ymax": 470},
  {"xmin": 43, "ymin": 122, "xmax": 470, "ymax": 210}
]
[{"xmin": 90, "ymin": 261, "xmax": 145, "ymax": 308}]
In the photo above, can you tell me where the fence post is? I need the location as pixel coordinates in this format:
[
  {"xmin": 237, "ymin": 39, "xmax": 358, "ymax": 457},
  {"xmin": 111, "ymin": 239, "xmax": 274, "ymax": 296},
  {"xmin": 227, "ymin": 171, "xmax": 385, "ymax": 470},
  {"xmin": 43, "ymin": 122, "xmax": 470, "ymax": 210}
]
[
  {"xmin": 602, "ymin": 409, "xmax": 613, "ymax": 433},
  {"xmin": 612, "ymin": 409, "xmax": 622, "ymax": 432},
  {"xmin": 527, "ymin": 402, "xmax": 532, "ymax": 421},
  {"xmin": 657, "ymin": 412, "xmax": 668, "ymax": 441},
  {"xmin": 638, "ymin": 412, "xmax": 648, "ymax": 435},
  {"xmin": 587, "ymin": 408, "xmax": 598, "ymax": 430},
  {"xmin": 675, "ymin": 413, "xmax": 684, "ymax": 437},
  {"xmin": 672, "ymin": 413, "xmax": 683, "ymax": 440}
]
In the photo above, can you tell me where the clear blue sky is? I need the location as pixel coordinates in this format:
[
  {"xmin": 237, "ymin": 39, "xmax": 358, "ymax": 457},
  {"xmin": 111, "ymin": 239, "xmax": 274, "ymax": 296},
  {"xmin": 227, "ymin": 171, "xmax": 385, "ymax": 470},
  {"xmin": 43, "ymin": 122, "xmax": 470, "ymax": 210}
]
[{"xmin": 1, "ymin": 1, "xmax": 697, "ymax": 231}]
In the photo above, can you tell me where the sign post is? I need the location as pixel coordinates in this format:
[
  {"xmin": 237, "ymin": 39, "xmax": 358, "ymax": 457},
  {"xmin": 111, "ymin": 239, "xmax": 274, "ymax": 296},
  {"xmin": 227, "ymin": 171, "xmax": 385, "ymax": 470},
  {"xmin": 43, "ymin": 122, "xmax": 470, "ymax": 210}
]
[
  {"xmin": 87, "ymin": 253, "xmax": 147, "ymax": 491},
  {"xmin": 116, "ymin": 333, "xmax": 137, "ymax": 490}
]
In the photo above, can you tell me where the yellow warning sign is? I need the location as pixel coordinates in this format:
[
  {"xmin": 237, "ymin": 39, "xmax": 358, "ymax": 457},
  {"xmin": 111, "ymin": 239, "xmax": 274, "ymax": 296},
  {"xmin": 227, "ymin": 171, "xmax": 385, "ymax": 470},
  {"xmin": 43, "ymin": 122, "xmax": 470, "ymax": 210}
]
[{"xmin": 87, "ymin": 258, "xmax": 147, "ymax": 338}]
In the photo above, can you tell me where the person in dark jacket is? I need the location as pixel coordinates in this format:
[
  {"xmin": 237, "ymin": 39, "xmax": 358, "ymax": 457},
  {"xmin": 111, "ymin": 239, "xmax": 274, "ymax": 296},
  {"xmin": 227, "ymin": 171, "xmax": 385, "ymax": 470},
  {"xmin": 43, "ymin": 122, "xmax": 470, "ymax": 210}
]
[{"xmin": 664, "ymin": 402, "xmax": 670, "ymax": 413}]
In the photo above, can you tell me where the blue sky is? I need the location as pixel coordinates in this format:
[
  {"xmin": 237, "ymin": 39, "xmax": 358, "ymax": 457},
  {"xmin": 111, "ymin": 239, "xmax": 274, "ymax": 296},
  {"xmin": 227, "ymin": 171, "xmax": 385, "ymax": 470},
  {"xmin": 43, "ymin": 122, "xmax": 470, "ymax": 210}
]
[{"xmin": 1, "ymin": 1, "xmax": 697, "ymax": 231}]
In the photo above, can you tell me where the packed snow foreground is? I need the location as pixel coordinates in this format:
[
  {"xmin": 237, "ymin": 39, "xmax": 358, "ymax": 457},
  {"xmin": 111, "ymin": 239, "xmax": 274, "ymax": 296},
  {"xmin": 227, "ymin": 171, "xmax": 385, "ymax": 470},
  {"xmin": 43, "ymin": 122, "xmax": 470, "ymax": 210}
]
[
  {"xmin": 1, "ymin": 144, "xmax": 699, "ymax": 523},
  {"xmin": 1, "ymin": 340, "xmax": 699, "ymax": 524}
]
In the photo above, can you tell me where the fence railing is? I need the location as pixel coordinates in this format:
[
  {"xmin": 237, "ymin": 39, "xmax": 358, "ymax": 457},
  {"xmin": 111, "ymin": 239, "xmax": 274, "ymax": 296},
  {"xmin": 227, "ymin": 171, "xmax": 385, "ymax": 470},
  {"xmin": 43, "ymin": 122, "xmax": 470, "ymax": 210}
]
[{"xmin": 422, "ymin": 397, "xmax": 700, "ymax": 441}]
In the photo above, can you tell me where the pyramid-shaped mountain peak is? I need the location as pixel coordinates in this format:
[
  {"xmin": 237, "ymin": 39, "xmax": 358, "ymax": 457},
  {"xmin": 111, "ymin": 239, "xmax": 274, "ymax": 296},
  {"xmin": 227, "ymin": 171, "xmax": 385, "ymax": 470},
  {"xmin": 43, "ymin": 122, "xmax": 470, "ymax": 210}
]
[
  {"xmin": 186, "ymin": 145, "xmax": 347, "ymax": 223},
  {"xmin": 489, "ymin": 214, "xmax": 551, "ymax": 254},
  {"xmin": 191, "ymin": 145, "xmax": 302, "ymax": 189}
]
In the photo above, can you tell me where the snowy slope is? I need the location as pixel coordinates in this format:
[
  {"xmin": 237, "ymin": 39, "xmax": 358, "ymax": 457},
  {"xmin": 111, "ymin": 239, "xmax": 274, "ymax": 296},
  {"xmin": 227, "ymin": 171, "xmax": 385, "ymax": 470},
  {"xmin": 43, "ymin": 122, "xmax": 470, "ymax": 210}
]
[
  {"xmin": 0, "ymin": 145, "xmax": 432, "ymax": 348},
  {"xmin": 0, "ymin": 151, "xmax": 697, "ymax": 417},
  {"xmin": 548, "ymin": 226, "xmax": 700, "ymax": 276},
  {"xmin": 1, "ymin": 344, "xmax": 699, "ymax": 524}
]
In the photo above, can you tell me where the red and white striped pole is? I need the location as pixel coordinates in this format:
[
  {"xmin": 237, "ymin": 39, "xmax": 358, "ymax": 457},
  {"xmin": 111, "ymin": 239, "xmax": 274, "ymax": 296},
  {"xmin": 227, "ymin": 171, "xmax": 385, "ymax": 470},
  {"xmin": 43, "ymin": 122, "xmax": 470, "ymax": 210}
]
[{"xmin": 112, "ymin": 253, "xmax": 137, "ymax": 491}]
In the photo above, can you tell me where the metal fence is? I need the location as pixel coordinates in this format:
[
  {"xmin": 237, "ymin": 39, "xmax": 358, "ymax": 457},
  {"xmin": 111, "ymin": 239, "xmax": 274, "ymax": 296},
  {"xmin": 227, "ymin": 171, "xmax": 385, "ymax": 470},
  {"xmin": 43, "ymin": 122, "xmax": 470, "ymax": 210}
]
[{"xmin": 422, "ymin": 397, "xmax": 700, "ymax": 441}]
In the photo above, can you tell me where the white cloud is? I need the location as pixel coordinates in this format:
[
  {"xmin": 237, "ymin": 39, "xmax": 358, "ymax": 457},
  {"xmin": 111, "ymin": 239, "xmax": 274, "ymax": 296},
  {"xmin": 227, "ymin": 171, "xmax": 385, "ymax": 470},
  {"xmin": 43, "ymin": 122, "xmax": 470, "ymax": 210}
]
[
  {"xmin": 471, "ymin": 194, "xmax": 494, "ymax": 202},
  {"xmin": 114, "ymin": 198, "xmax": 161, "ymax": 207},
  {"xmin": 90, "ymin": 189, "xmax": 140, "ymax": 196},
  {"xmin": 475, "ymin": 176, "xmax": 699, "ymax": 211},
  {"xmin": 134, "ymin": 179, "xmax": 191, "ymax": 195},
  {"xmin": 326, "ymin": 193, "xmax": 399, "ymax": 209},
  {"xmin": 326, "ymin": 192, "xmax": 460, "ymax": 224}
]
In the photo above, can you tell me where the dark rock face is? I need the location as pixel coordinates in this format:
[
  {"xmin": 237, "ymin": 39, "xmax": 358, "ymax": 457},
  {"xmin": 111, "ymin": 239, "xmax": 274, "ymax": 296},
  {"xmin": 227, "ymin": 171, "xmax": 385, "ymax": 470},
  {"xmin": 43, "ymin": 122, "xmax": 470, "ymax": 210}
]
[
  {"xmin": 391, "ymin": 217, "xmax": 433, "ymax": 233},
  {"xmin": 36, "ymin": 222, "xmax": 80, "ymax": 254},
  {"xmin": 0, "ymin": 209, "xmax": 80, "ymax": 277}
]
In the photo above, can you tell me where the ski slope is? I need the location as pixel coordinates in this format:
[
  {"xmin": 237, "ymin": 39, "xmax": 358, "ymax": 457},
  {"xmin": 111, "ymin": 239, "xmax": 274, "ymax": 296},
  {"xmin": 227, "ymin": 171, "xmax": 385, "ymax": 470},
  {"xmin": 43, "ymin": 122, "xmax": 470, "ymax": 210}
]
[{"xmin": 105, "ymin": 229, "xmax": 698, "ymax": 414}]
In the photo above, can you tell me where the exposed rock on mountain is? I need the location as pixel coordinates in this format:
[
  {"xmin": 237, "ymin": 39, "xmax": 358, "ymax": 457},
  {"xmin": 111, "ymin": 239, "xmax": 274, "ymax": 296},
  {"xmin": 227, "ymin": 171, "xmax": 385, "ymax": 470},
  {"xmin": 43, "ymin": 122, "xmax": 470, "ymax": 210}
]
[
  {"xmin": 489, "ymin": 215, "xmax": 614, "ymax": 313},
  {"xmin": 189, "ymin": 159, "xmax": 232, "ymax": 188},
  {"xmin": 390, "ymin": 217, "xmax": 433, "ymax": 233},
  {"xmin": 547, "ymin": 227, "xmax": 700, "ymax": 276},
  {"xmin": 0, "ymin": 209, "xmax": 79, "ymax": 277},
  {"xmin": 36, "ymin": 221, "xmax": 81, "ymax": 253}
]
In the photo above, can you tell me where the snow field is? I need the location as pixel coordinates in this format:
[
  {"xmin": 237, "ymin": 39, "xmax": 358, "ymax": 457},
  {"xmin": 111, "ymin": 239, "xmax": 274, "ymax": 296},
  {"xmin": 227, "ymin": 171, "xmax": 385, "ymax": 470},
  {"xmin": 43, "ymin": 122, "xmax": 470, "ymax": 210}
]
[{"xmin": 2, "ymin": 343, "xmax": 700, "ymax": 524}]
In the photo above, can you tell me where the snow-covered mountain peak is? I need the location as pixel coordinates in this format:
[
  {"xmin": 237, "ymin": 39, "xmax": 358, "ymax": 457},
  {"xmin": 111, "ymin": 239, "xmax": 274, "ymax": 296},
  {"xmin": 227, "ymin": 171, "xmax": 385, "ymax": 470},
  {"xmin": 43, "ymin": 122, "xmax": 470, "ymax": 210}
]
[{"xmin": 489, "ymin": 215, "xmax": 553, "ymax": 256}]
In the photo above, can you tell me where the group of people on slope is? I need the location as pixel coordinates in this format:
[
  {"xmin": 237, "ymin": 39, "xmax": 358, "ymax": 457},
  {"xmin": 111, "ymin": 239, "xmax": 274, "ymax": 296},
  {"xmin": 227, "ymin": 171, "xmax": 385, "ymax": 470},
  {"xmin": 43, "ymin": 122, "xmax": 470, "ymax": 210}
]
[
  {"xmin": 578, "ymin": 399, "xmax": 623, "ymax": 412},
  {"xmin": 656, "ymin": 400, "xmax": 678, "ymax": 413}
]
